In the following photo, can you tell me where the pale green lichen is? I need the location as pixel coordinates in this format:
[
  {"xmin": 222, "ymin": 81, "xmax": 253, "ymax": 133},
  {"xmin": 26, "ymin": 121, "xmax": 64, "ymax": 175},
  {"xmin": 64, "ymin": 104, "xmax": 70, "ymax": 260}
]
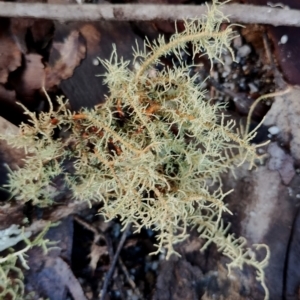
[
  {"xmin": 0, "ymin": 223, "xmax": 54, "ymax": 300},
  {"xmin": 0, "ymin": 225, "xmax": 31, "ymax": 253},
  {"xmin": 1, "ymin": 1, "xmax": 270, "ymax": 298}
]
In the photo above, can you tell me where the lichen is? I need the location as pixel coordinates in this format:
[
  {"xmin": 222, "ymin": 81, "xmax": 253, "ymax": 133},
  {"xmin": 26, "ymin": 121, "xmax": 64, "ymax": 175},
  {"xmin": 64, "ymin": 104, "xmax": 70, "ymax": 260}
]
[
  {"xmin": 0, "ymin": 223, "xmax": 53, "ymax": 300},
  {"xmin": 1, "ymin": 1, "xmax": 270, "ymax": 298}
]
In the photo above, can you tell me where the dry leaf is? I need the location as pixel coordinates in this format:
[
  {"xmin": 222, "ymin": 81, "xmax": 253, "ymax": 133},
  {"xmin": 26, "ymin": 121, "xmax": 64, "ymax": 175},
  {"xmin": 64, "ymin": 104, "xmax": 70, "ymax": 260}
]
[
  {"xmin": 49, "ymin": 257, "xmax": 87, "ymax": 300},
  {"xmin": 89, "ymin": 243, "xmax": 108, "ymax": 272},
  {"xmin": 79, "ymin": 24, "xmax": 101, "ymax": 54},
  {"xmin": 0, "ymin": 31, "xmax": 22, "ymax": 84},
  {"xmin": 154, "ymin": 258, "xmax": 203, "ymax": 300},
  {"xmin": 59, "ymin": 21, "xmax": 143, "ymax": 109},
  {"xmin": 14, "ymin": 54, "xmax": 44, "ymax": 103},
  {"xmin": 25, "ymin": 217, "xmax": 85, "ymax": 299},
  {"xmin": 10, "ymin": 18, "xmax": 34, "ymax": 53},
  {"xmin": 0, "ymin": 84, "xmax": 16, "ymax": 102},
  {"xmin": 27, "ymin": 256, "xmax": 87, "ymax": 300},
  {"xmin": 45, "ymin": 30, "xmax": 86, "ymax": 89},
  {"xmin": 201, "ymin": 264, "xmax": 253, "ymax": 300},
  {"xmin": 0, "ymin": 116, "xmax": 24, "ymax": 169}
]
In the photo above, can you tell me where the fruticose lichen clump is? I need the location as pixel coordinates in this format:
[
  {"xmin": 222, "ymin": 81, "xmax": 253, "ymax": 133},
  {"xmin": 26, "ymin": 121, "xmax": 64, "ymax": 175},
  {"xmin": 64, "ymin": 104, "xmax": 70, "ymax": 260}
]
[{"xmin": 1, "ymin": 1, "xmax": 270, "ymax": 298}]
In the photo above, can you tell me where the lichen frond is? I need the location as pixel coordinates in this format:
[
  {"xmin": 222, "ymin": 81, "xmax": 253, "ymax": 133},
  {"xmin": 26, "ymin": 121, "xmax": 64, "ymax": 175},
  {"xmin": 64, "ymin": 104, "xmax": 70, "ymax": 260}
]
[
  {"xmin": 0, "ymin": 223, "xmax": 54, "ymax": 299},
  {"xmin": 0, "ymin": 1, "xmax": 270, "ymax": 298}
]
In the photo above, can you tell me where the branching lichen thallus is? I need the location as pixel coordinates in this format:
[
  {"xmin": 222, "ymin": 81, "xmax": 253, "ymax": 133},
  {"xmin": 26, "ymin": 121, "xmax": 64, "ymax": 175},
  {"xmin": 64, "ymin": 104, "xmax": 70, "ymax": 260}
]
[{"xmin": 2, "ymin": 1, "xmax": 270, "ymax": 299}]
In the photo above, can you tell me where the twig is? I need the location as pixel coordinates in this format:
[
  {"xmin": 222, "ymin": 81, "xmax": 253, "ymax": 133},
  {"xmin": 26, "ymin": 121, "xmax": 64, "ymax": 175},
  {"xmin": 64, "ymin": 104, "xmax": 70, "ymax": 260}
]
[
  {"xmin": 26, "ymin": 201, "xmax": 89, "ymax": 235},
  {"xmin": 262, "ymin": 32, "xmax": 287, "ymax": 89},
  {"xmin": 118, "ymin": 256, "xmax": 136, "ymax": 290},
  {"xmin": 262, "ymin": 32, "xmax": 274, "ymax": 68},
  {"xmin": 246, "ymin": 87, "xmax": 291, "ymax": 134},
  {"xmin": 104, "ymin": 232, "xmax": 114, "ymax": 263},
  {"xmin": 99, "ymin": 224, "xmax": 131, "ymax": 300},
  {"xmin": 74, "ymin": 215, "xmax": 99, "ymax": 235},
  {"xmin": 0, "ymin": 3, "xmax": 299, "ymax": 26}
]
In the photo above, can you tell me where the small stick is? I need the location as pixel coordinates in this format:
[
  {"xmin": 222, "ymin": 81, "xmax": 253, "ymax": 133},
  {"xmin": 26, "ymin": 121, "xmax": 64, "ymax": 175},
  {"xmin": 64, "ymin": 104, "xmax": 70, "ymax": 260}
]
[
  {"xmin": 262, "ymin": 32, "xmax": 287, "ymax": 89},
  {"xmin": 118, "ymin": 256, "xmax": 136, "ymax": 290},
  {"xmin": 0, "ymin": 3, "xmax": 299, "ymax": 27},
  {"xmin": 99, "ymin": 224, "xmax": 131, "ymax": 300},
  {"xmin": 262, "ymin": 32, "xmax": 274, "ymax": 68},
  {"xmin": 74, "ymin": 215, "xmax": 98, "ymax": 235},
  {"xmin": 245, "ymin": 87, "xmax": 291, "ymax": 135}
]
